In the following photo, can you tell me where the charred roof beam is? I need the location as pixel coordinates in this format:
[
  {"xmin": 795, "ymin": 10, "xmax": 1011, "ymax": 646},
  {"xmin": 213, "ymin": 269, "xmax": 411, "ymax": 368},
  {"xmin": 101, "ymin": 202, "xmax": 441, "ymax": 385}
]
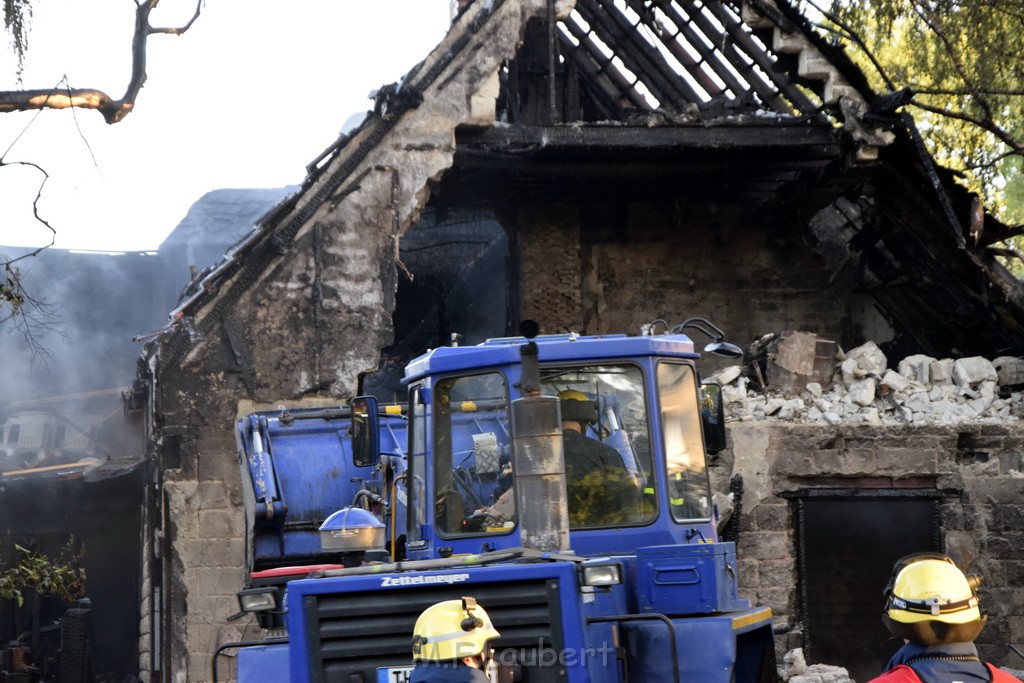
[
  {"xmin": 635, "ymin": 0, "xmax": 753, "ymax": 103},
  {"xmin": 703, "ymin": 0, "xmax": 818, "ymax": 113},
  {"xmin": 457, "ymin": 120, "xmax": 842, "ymax": 153},
  {"xmin": 623, "ymin": 0, "xmax": 726, "ymax": 100},
  {"xmin": 575, "ymin": 0, "xmax": 700, "ymax": 109},
  {"xmin": 558, "ymin": 22, "xmax": 648, "ymax": 112}
]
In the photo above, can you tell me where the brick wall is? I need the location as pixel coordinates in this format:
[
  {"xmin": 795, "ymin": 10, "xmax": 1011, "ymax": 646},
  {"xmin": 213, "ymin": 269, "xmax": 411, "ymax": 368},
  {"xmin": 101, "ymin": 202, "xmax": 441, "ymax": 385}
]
[
  {"xmin": 518, "ymin": 200, "xmax": 890, "ymax": 359},
  {"xmin": 518, "ymin": 202, "xmax": 583, "ymax": 333}
]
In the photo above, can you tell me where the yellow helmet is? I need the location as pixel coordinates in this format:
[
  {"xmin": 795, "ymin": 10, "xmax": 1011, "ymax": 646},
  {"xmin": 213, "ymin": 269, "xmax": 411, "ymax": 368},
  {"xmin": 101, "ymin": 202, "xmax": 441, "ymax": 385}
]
[
  {"xmin": 411, "ymin": 597, "xmax": 500, "ymax": 661},
  {"xmin": 882, "ymin": 553, "xmax": 986, "ymax": 645},
  {"xmin": 558, "ymin": 390, "xmax": 598, "ymax": 424}
]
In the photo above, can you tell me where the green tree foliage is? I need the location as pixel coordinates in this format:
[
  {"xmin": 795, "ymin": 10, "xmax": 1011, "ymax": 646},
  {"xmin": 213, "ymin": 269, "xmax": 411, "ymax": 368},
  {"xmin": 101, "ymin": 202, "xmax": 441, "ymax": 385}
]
[
  {"xmin": 3, "ymin": 0, "xmax": 31, "ymax": 76},
  {"xmin": 0, "ymin": 542, "xmax": 86, "ymax": 608},
  {"xmin": 809, "ymin": 0, "xmax": 1024, "ymax": 271}
]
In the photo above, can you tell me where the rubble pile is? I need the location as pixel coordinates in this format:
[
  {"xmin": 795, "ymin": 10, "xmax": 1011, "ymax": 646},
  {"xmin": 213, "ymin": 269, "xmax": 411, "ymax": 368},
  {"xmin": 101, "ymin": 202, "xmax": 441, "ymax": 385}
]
[
  {"xmin": 778, "ymin": 648, "xmax": 852, "ymax": 683},
  {"xmin": 710, "ymin": 340, "xmax": 1024, "ymax": 426}
]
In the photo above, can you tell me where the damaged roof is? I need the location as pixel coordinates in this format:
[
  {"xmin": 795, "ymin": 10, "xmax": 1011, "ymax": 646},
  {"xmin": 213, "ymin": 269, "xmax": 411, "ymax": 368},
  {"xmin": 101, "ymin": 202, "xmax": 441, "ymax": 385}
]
[{"xmin": 151, "ymin": 0, "xmax": 1024, "ymax": 362}]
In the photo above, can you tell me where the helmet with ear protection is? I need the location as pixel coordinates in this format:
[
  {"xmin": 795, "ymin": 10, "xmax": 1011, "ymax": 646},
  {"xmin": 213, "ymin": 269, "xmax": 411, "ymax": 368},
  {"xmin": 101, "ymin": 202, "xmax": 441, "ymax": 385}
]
[
  {"xmin": 882, "ymin": 552, "xmax": 986, "ymax": 646},
  {"xmin": 411, "ymin": 597, "xmax": 501, "ymax": 661}
]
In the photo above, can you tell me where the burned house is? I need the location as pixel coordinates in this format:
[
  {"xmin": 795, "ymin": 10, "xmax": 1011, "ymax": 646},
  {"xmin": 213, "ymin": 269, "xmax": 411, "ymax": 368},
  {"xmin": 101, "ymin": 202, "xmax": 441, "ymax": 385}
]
[{"xmin": 135, "ymin": 0, "xmax": 1024, "ymax": 680}]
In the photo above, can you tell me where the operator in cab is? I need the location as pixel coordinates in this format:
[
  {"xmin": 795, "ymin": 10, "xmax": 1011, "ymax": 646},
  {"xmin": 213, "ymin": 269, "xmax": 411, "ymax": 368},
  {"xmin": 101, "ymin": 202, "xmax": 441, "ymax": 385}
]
[
  {"xmin": 558, "ymin": 390, "xmax": 642, "ymax": 526},
  {"xmin": 410, "ymin": 597, "xmax": 500, "ymax": 683}
]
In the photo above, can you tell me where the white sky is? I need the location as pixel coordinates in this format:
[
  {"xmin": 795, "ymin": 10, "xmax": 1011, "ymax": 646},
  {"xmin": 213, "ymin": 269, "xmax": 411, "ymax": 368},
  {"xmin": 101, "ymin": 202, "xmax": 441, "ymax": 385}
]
[{"xmin": 0, "ymin": 0, "xmax": 452, "ymax": 252}]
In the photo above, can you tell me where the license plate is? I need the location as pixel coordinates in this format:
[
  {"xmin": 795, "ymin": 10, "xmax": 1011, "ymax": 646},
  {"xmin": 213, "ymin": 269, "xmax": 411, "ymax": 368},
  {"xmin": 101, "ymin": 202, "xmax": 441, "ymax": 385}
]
[{"xmin": 376, "ymin": 665, "xmax": 413, "ymax": 683}]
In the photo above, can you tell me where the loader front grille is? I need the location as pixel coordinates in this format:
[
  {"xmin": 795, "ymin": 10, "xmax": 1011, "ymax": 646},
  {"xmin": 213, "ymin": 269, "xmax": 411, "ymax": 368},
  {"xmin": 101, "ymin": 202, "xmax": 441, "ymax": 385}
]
[{"xmin": 302, "ymin": 578, "xmax": 566, "ymax": 683}]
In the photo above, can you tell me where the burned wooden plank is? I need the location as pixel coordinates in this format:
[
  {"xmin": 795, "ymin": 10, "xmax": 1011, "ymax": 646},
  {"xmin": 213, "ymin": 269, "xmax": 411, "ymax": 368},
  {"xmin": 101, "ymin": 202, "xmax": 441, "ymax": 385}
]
[{"xmin": 456, "ymin": 121, "xmax": 843, "ymax": 152}]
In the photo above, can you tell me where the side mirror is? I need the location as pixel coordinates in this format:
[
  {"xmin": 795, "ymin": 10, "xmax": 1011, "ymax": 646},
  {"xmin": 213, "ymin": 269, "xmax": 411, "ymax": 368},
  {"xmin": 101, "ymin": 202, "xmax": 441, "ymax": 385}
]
[
  {"xmin": 704, "ymin": 341, "xmax": 744, "ymax": 358},
  {"xmin": 700, "ymin": 382, "xmax": 727, "ymax": 454},
  {"xmin": 351, "ymin": 396, "xmax": 380, "ymax": 467}
]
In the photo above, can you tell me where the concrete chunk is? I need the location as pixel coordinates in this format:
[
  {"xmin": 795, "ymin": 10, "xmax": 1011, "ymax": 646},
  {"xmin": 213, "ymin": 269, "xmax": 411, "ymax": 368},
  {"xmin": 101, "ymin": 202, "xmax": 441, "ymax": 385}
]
[
  {"xmin": 931, "ymin": 359, "xmax": 954, "ymax": 385},
  {"xmin": 881, "ymin": 369, "xmax": 910, "ymax": 394},
  {"xmin": 710, "ymin": 365, "xmax": 743, "ymax": 386},
  {"xmin": 840, "ymin": 358, "xmax": 862, "ymax": 386},
  {"xmin": 898, "ymin": 354, "xmax": 936, "ymax": 383},
  {"xmin": 848, "ymin": 378, "xmax": 876, "ymax": 406},
  {"xmin": 754, "ymin": 331, "xmax": 837, "ymax": 393},
  {"xmin": 993, "ymin": 356, "xmax": 1024, "ymax": 387},
  {"xmin": 953, "ymin": 357, "xmax": 998, "ymax": 388},
  {"xmin": 845, "ymin": 341, "xmax": 888, "ymax": 376}
]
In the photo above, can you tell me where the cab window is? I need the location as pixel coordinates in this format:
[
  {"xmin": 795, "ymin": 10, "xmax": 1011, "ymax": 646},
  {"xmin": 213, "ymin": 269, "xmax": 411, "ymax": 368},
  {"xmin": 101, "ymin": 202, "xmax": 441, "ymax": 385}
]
[
  {"xmin": 541, "ymin": 364, "xmax": 655, "ymax": 529},
  {"xmin": 433, "ymin": 373, "xmax": 513, "ymax": 537},
  {"xmin": 657, "ymin": 362, "xmax": 712, "ymax": 522},
  {"xmin": 406, "ymin": 386, "xmax": 428, "ymax": 546}
]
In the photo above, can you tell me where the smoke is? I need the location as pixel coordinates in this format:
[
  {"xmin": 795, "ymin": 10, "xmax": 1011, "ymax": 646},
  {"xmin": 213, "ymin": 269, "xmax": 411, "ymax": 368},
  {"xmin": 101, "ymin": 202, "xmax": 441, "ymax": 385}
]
[{"xmin": 0, "ymin": 187, "xmax": 293, "ymax": 453}]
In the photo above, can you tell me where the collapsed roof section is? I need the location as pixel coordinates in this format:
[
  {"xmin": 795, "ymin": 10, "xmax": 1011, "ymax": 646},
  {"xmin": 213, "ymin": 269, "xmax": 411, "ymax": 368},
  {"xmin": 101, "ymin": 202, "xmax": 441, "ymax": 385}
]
[
  {"xmin": 151, "ymin": 0, "xmax": 1024, "ymax": 367},
  {"xmin": 454, "ymin": 0, "xmax": 1024, "ymax": 357}
]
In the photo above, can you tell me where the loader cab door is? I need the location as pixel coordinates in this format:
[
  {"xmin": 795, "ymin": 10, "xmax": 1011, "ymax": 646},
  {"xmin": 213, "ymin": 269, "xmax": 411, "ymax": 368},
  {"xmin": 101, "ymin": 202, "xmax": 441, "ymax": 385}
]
[
  {"xmin": 405, "ymin": 373, "xmax": 516, "ymax": 558},
  {"xmin": 657, "ymin": 362, "xmax": 713, "ymax": 522},
  {"xmin": 406, "ymin": 385, "xmax": 428, "ymax": 551}
]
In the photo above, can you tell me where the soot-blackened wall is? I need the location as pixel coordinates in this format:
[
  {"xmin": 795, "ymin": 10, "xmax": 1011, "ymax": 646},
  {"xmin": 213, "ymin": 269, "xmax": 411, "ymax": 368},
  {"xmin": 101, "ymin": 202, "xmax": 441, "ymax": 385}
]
[{"xmin": 514, "ymin": 198, "xmax": 892, "ymax": 360}]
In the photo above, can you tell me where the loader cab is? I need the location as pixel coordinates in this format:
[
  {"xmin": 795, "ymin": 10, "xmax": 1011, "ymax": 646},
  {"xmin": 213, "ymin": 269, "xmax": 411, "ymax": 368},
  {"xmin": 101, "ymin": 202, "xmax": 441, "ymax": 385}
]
[{"xmin": 396, "ymin": 333, "xmax": 724, "ymax": 561}]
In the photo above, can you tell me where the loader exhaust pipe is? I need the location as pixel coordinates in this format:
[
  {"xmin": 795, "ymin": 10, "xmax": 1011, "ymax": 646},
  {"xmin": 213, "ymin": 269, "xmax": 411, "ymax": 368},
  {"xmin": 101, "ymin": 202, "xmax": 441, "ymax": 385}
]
[{"xmin": 510, "ymin": 322, "xmax": 570, "ymax": 552}]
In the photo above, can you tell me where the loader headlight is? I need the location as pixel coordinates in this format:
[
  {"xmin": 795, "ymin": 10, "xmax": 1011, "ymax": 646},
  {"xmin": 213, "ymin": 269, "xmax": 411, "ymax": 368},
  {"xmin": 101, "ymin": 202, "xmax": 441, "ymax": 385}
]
[
  {"xmin": 237, "ymin": 587, "xmax": 277, "ymax": 613},
  {"xmin": 581, "ymin": 564, "xmax": 621, "ymax": 587}
]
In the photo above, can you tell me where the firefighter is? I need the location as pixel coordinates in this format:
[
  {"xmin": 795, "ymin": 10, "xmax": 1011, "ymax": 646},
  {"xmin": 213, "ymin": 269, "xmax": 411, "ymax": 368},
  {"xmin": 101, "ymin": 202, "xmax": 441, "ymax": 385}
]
[
  {"xmin": 410, "ymin": 597, "xmax": 500, "ymax": 682},
  {"xmin": 558, "ymin": 390, "xmax": 640, "ymax": 526},
  {"xmin": 869, "ymin": 552, "xmax": 1022, "ymax": 683}
]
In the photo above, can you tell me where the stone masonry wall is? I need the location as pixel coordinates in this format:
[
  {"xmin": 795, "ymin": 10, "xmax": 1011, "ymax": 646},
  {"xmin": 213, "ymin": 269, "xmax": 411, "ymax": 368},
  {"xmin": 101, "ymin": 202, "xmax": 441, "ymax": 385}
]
[
  {"xmin": 147, "ymin": 3, "xmax": 570, "ymax": 680},
  {"xmin": 704, "ymin": 343, "xmax": 1024, "ymax": 674},
  {"xmin": 713, "ymin": 421, "xmax": 1024, "ymax": 673}
]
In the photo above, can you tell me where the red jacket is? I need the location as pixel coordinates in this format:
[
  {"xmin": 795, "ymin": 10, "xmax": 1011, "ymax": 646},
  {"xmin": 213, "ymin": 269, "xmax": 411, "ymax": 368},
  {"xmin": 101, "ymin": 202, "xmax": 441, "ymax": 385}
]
[{"xmin": 870, "ymin": 663, "xmax": 1023, "ymax": 682}]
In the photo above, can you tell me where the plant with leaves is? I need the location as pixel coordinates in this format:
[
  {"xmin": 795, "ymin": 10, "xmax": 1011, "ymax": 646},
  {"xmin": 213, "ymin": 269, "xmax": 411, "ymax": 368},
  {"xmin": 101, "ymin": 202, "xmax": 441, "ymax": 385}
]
[{"xmin": 0, "ymin": 542, "xmax": 86, "ymax": 608}]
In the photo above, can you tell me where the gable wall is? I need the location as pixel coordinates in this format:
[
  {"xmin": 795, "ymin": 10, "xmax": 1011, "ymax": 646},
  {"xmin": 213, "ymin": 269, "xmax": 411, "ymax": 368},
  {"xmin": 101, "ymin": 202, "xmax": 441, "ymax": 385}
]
[
  {"xmin": 516, "ymin": 198, "xmax": 891, "ymax": 356},
  {"xmin": 143, "ymin": 2, "xmax": 571, "ymax": 678}
]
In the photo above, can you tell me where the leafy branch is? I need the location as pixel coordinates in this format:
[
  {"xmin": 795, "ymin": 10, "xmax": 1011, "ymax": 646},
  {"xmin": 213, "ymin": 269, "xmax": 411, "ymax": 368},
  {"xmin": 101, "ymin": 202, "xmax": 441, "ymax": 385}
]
[{"xmin": 0, "ymin": 542, "xmax": 86, "ymax": 608}]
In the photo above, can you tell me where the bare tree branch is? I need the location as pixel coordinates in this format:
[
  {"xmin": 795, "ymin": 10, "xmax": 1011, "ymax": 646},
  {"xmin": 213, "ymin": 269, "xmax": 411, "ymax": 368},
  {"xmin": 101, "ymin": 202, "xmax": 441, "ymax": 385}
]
[
  {"xmin": 0, "ymin": 0, "xmax": 203, "ymax": 124},
  {"xmin": 910, "ymin": 98, "xmax": 1024, "ymax": 153},
  {"xmin": 0, "ymin": 159, "xmax": 57, "ymax": 262},
  {"xmin": 1, "ymin": 258, "xmax": 62, "ymax": 363}
]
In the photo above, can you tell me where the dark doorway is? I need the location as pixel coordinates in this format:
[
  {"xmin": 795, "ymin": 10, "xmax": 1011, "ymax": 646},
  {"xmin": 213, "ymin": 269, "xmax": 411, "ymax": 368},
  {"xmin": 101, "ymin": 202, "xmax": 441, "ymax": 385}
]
[{"xmin": 790, "ymin": 490, "xmax": 941, "ymax": 683}]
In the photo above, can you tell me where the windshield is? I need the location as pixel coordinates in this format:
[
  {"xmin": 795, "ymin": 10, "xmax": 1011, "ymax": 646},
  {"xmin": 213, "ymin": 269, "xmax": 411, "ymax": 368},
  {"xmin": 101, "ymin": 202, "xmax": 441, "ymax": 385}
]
[
  {"xmin": 540, "ymin": 364, "xmax": 655, "ymax": 528},
  {"xmin": 657, "ymin": 362, "xmax": 712, "ymax": 522}
]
